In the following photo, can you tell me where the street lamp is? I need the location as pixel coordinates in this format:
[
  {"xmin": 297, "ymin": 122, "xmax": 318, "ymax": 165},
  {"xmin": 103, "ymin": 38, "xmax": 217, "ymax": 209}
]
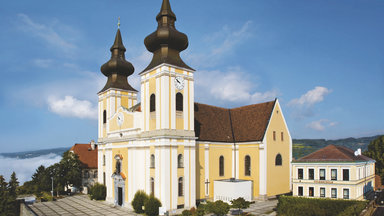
[{"xmin": 51, "ymin": 177, "xmax": 54, "ymax": 197}]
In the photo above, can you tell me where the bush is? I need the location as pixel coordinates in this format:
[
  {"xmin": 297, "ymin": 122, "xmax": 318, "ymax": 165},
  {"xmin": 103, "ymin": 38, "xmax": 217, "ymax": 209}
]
[
  {"xmin": 89, "ymin": 183, "xmax": 106, "ymax": 200},
  {"xmin": 231, "ymin": 197, "xmax": 250, "ymax": 215},
  {"xmin": 40, "ymin": 191, "xmax": 53, "ymax": 202},
  {"xmin": 196, "ymin": 204, "xmax": 206, "ymax": 216},
  {"xmin": 276, "ymin": 196, "xmax": 368, "ymax": 216},
  {"xmin": 132, "ymin": 190, "xmax": 148, "ymax": 213},
  {"xmin": 206, "ymin": 200, "xmax": 230, "ymax": 216},
  {"xmin": 144, "ymin": 195, "xmax": 162, "ymax": 216},
  {"xmin": 182, "ymin": 209, "xmax": 192, "ymax": 216}
]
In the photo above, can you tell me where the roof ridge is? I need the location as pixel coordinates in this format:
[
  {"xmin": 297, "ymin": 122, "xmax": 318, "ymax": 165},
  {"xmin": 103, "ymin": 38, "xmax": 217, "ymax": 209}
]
[{"xmin": 230, "ymin": 100, "xmax": 276, "ymax": 110}]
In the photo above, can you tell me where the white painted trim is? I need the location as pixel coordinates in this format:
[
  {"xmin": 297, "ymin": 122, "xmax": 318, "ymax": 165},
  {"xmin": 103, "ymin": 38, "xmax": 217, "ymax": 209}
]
[{"xmin": 140, "ymin": 63, "xmax": 195, "ymax": 77}]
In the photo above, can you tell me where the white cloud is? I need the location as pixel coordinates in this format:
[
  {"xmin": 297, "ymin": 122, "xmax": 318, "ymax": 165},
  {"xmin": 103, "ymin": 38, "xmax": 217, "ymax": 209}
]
[
  {"xmin": 47, "ymin": 96, "xmax": 97, "ymax": 120},
  {"xmin": 186, "ymin": 21, "xmax": 253, "ymax": 68},
  {"xmin": 288, "ymin": 86, "xmax": 332, "ymax": 119},
  {"xmin": 17, "ymin": 13, "xmax": 77, "ymax": 55},
  {"xmin": 0, "ymin": 154, "xmax": 62, "ymax": 184},
  {"xmin": 195, "ymin": 67, "xmax": 278, "ymax": 105},
  {"xmin": 289, "ymin": 86, "xmax": 332, "ymax": 107},
  {"xmin": 307, "ymin": 119, "xmax": 338, "ymax": 131}
]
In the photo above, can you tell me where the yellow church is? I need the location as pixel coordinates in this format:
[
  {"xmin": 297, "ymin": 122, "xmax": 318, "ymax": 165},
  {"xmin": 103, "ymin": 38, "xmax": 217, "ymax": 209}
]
[{"xmin": 97, "ymin": 0, "xmax": 292, "ymax": 211}]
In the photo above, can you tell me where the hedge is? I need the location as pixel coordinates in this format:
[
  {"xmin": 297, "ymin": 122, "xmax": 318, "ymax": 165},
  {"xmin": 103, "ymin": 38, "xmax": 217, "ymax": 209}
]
[
  {"xmin": 276, "ymin": 196, "xmax": 367, "ymax": 216},
  {"xmin": 89, "ymin": 183, "xmax": 106, "ymax": 200}
]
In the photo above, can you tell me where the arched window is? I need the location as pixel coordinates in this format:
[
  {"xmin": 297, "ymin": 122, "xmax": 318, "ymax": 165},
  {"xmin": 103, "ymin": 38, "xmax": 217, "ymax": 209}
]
[
  {"xmin": 150, "ymin": 177, "xmax": 154, "ymax": 195},
  {"xmin": 176, "ymin": 93, "xmax": 183, "ymax": 111},
  {"xmin": 245, "ymin": 155, "xmax": 251, "ymax": 176},
  {"xmin": 219, "ymin": 156, "xmax": 224, "ymax": 176},
  {"xmin": 178, "ymin": 154, "xmax": 184, "ymax": 168},
  {"xmin": 275, "ymin": 154, "xmax": 282, "ymax": 166},
  {"xmin": 178, "ymin": 177, "xmax": 184, "ymax": 196},
  {"xmin": 85, "ymin": 171, "xmax": 89, "ymax": 178},
  {"xmin": 103, "ymin": 110, "xmax": 107, "ymax": 124},
  {"xmin": 103, "ymin": 155, "xmax": 106, "ymax": 166},
  {"xmin": 150, "ymin": 154, "xmax": 155, "ymax": 168},
  {"xmin": 150, "ymin": 94, "xmax": 156, "ymax": 112},
  {"xmin": 94, "ymin": 171, "xmax": 98, "ymax": 178}
]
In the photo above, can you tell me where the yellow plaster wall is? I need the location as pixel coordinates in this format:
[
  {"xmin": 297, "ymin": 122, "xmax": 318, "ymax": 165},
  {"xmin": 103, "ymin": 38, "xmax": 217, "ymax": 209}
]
[
  {"xmin": 109, "ymin": 112, "xmax": 134, "ymax": 132},
  {"xmin": 238, "ymin": 144, "xmax": 260, "ymax": 198},
  {"xmin": 196, "ymin": 143, "xmax": 205, "ymax": 200},
  {"xmin": 265, "ymin": 104, "xmax": 291, "ymax": 196},
  {"xmin": 209, "ymin": 144, "xmax": 232, "ymax": 199},
  {"xmin": 149, "ymin": 77, "xmax": 156, "ymax": 131}
]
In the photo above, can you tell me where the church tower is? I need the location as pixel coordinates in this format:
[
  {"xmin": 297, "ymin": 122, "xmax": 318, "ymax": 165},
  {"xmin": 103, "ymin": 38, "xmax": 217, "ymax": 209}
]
[
  {"xmin": 98, "ymin": 28, "xmax": 137, "ymax": 140},
  {"xmin": 140, "ymin": 0, "xmax": 196, "ymax": 210}
]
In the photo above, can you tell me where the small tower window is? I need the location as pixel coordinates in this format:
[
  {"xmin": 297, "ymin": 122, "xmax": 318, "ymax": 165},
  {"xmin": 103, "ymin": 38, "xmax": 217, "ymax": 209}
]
[
  {"xmin": 150, "ymin": 94, "xmax": 156, "ymax": 112},
  {"xmin": 219, "ymin": 156, "xmax": 224, "ymax": 176},
  {"xmin": 103, "ymin": 110, "xmax": 107, "ymax": 124},
  {"xmin": 281, "ymin": 132, "xmax": 284, "ymax": 141},
  {"xmin": 245, "ymin": 155, "xmax": 251, "ymax": 176},
  {"xmin": 150, "ymin": 177, "xmax": 155, "ymax": 195},
  {"xmin": 176, "ymin": 93, "xmax": 183, "ymax": 111},
  {"xmin": 275, "ymin": 154, "xmax": 282, "ymax": 166},
  {"xmin": 178, "ymin": 154, "xmax": 184, "ymax": 168},
  {"xmin": 178, "ymin": 177, "xmax": 184, "ymax": 197},
  {"xmin": 150, "ymin": 154, "xmax": 155, "ymax": 168}
]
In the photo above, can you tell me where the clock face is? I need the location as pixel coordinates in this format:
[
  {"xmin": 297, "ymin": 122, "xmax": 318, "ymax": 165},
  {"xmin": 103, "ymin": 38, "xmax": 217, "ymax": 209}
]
[
  {"xmin": 117, "ymin": 113, "xmax": 124, "ymax": 126},
  {"xmin": 175, "ymin": 76, "xmax": 184, "ymax": 90}
]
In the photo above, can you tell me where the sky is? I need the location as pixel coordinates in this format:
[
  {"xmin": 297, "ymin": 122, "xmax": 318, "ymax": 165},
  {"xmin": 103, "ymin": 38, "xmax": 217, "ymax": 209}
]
[{"xmin": 0, "ymin": 0, "xmax": 383, "ymax": 153}]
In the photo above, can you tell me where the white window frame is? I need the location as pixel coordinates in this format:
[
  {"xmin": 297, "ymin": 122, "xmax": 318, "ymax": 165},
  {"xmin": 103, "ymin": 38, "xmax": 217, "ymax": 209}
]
[
  {"xmin": 331, "ymin": 188, "xmax": 337, "ymax": 198},
  {"xmin": 343, "ymin": 188, "xmax": 350, "ymax": 199},
  {"xmin": 342, "ymin": 168, "xmax": 350, "ymax": 181}
]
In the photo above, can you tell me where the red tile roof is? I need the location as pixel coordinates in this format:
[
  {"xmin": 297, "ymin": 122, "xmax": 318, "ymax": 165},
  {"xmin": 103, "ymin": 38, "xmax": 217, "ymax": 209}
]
[
  {"xmin": 294, "ymin": 144, "xmax": 374, "ymax": 162},
  {"xmin": 194, "ymin": 100, "xmax": 275, "ymax": 142},
  {"xmin": 70, "ymin": 144, "xmax": 98, "ymax": 169}
]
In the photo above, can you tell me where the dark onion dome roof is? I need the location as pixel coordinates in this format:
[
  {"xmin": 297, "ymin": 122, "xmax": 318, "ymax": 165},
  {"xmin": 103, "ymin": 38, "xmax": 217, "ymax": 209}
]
[
  {"xmin": 100, "ymin": 28, "xmax": 137, "ymax": 93},
  {"xmin": 141, "ymin": 0, "xmax": 194, "ymax": 73}
]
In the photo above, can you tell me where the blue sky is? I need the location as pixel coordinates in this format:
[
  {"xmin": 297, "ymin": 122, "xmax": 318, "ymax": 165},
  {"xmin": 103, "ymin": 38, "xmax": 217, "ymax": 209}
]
[{"xmin": 1, "ymin": 0, "xmax": 383, "ymax": 152}]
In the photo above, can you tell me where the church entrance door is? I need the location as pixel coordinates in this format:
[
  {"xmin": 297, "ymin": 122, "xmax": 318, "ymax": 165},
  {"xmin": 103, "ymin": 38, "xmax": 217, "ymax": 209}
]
[{"xmin": 118, "ymin": 187, "xmax": 123, "ymax": 206}]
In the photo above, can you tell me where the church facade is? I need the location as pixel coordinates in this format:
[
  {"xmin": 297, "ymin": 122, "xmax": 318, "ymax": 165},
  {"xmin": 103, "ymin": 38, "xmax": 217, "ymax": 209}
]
[{"xmin": 97, "ymin": 0, "xmax": 292, "ymax": 211}]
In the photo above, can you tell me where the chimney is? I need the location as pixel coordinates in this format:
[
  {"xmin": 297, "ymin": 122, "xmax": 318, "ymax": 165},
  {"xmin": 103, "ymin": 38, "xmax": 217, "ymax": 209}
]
[{"xmin": 90, "ymin": 140, "xmax": 95, "ymax": 150}]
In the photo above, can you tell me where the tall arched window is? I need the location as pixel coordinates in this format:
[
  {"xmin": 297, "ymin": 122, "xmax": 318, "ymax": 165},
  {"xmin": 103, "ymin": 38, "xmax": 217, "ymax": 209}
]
[
  {"xmin": 178, "ymin": 154, "xmax": 184, "ymax": 168},
  {"xmin": 150, "ymin": 154, "xmax": 155, "ymax": 168},
  {"xmin": 178, "ymin": 177, "xmax": 184, "ymax": 196},
  {"xmin": 275, "ymin": 154, "xmax": 282, "ymax": 166},
  {"xmin": 219, "ymin": 156, "xmax": 224, "ymax": 176},
  {"xmin": 94, "ymin": 171, "xmax": 98, "ymax": 178},
  {"xmin": 103, "ymin": 110, "xmax": 107, "ymax": 124},
  {"xmin": 150, "ymin": 177, "xmax": 154, "ymax": 195},
  {"xmin": 245, "ymin": 155, "xmax": 251, "ymax": 176},
  {"xmin": 176, "ymin": 93, "xmax": 183, "ymax": 111},
  {"xmin": 150, "ymin": 94, "xmax": 156, "ymax": 112}
]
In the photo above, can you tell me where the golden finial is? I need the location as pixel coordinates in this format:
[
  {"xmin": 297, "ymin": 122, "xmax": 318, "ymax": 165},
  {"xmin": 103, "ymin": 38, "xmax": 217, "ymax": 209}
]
[{"xmin": 118, "ymin": 17, "xmax": 120, "ymax": 29}]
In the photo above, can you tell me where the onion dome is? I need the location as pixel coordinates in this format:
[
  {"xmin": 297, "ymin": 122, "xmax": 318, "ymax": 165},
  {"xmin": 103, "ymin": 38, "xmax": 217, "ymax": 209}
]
[
  {"xmin": 141, "ymin": 0, "xmax": 194, "ymax": 73},
  {"xmin": 100, "ymin": 28, "xmax": 137, "ymax": 93}
]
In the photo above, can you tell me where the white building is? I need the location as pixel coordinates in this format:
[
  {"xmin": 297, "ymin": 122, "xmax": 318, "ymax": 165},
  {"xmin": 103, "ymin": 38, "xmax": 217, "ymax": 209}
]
[{"xmin": 292, "ymin": 145, "xmax": 375, "ymax": 200}]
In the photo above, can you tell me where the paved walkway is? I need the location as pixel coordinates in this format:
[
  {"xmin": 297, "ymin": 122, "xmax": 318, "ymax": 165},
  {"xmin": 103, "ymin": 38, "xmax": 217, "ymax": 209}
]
[
  {"xmin": 28, "ymin": 195, "xmax": 136, "ymax": 216},
  {"xmin": 242, "ymin": 199, "xmax": 277, "ymax": 215},
  {"xmin": 28, "ymin": 195, "xmax": 277, "ymax": 216}
]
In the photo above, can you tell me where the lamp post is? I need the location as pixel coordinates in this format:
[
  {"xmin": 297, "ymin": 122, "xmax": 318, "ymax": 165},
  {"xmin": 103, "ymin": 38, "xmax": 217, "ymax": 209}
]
[{"xmin": 51, "ymin": 177, "xmax": 54, "ymax": 197}]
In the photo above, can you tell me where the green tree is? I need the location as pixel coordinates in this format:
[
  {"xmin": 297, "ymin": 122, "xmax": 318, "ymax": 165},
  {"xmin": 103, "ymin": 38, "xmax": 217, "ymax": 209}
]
[
  {"xmin": 8, "ymin": 172, "xmax": 19, "ymax": 198},
  {"xmin": 0, "ymin": 175, "xmax": 9, "ymax": 215},
  {"xmin": 31, "ymin": 165, "xmax": 51, "ymax": 194},
  {"xmin": 364, "ymin": 135, "xmax": 384, "ymax": 182},
  {"xmin": 132, "ymin": 190, "xmax": 148, "ymax": 213},
  {"xmin": 58, "ymin": 151, "xmax": 82, "ymax": 191},
  {"xmin": 231, "ymin": 197, "xmax": 250, "ymax": 215},
  {"xmin": 144, "ymin": 195, "xmax": 162, "ymax": 216}
]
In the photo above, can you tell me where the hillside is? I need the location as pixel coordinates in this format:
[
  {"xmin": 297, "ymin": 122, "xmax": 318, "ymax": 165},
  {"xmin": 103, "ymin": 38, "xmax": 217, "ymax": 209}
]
[
  {"xmin": 293, "ymin": 135, "xmax": 381, "ymax": 159},
  {"xmin": 0, "ymin": 147, "xmax": 69, "ymax": 159}
]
